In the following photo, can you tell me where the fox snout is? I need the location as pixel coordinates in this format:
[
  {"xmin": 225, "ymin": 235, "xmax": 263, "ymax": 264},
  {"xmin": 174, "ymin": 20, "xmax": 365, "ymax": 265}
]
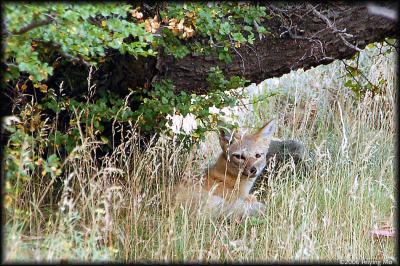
[
  {"xmin": 241, "ymin": 166, "xmax": 258, "ymax": 177},
  {"xmin": 249, "ymin": 166, "xmax": 257, "ymax": 175},
  {"xmin": 239, "ymin": 159, "xmax": 260, "ymax": 178},
  {"xmin": 228, "ymin": 151, "xmax": 265, "ymax": 178}
]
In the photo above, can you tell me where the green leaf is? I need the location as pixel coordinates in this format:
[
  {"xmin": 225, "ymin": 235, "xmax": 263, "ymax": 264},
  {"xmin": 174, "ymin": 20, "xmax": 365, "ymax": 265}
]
[
  {"xmin": 344, "ymin": 80, "xmax": 353, "ymax": 87},
  {"xmin": 243, "ymin": 25, "xmax": 252, "ymax": 32}
]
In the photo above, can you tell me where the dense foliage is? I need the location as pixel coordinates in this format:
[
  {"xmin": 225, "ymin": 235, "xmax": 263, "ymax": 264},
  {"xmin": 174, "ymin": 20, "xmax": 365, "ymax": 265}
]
[
  {"xmin": 3, "ymin": 2, "xmax": 274, "ymax": 143},
  {"xmin": 3, "ymin": 3, "xmax": 156, "ymax": 81}
]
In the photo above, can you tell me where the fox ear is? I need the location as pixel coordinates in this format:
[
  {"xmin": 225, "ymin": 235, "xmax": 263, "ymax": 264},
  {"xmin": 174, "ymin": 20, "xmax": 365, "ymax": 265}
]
[
  {"xmin": 219, "ymin": 129, "xmax": 239, "ymax": 150},
  {"xmin": 255, "ymin": 120, "xmax": 276, "ymax": 139},
  {"xmin": 219, "ymin": 129, "xmax": 230, "ymax": 151}
]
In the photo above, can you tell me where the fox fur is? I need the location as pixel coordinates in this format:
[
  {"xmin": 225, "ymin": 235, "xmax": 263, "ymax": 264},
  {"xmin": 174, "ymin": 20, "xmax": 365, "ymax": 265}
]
[{"xmin": 175, "ymin": 120, "xmax": 278, "ymax": 218}]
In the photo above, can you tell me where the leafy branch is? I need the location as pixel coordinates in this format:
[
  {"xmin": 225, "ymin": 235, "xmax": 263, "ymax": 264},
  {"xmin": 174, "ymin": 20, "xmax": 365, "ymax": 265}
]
[
  {"xmin": 5, "ymin": 15, "xmax": 56, "ymax": 36},
  {"xmin": 341, "ymin": 51, "xmax": 386, "ymax": 99}
]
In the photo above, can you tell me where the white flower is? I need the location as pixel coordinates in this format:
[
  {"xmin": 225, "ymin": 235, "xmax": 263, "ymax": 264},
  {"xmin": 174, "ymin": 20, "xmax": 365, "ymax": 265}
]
[
  {"xmin": 166, "ymin": 112, "xmax": 184, "ymax": 134},
  {"xmin": 166, "ymin": 111, "xmax": 198, "ymax": 135},
  {"xmin": 208, "ymin": 105, "xmax": 220, "ymax": 114},
  {"xmin": 182, "ymin": 113, "xmax": 198, "ymax": 134}
]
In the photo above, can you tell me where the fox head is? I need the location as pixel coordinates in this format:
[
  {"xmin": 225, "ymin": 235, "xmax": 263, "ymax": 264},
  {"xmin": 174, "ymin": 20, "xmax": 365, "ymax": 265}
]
[{"xmin": 219, "ymin": 120, "xmax": 276, "ymax": 179}]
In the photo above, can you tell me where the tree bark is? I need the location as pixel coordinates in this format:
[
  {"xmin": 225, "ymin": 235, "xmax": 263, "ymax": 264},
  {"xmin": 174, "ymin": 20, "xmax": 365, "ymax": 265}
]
[
  {"xmin": 152, "ymin": 3, "xmax": 397, "ymax": 94},
  {"xmin": 100, "ymin": 2, "xmax": 397, "ymax": 96}
]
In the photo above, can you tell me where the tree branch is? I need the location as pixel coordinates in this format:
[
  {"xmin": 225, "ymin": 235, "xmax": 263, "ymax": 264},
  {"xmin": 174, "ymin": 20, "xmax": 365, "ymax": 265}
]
[
  {"xmin": 34, "ymin": 39, "xmax": 94, "ymax": 68},
  {"xmin": 307, "ymin": 4, "xmax": 362, "ymax": 52},
  {"xmin": 60, "ymin": 51, "xmax": 94, "ymax": 68},
  {"xmin": 9, "ymin": 16, "xmax": 55, "ymax": 35}
]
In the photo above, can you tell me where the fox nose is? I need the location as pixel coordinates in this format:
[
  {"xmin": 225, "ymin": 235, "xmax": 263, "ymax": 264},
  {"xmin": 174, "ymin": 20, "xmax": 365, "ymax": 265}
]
[{"xmin": 250, "ymin": 167, "xmax": 257, "ymax": 174}]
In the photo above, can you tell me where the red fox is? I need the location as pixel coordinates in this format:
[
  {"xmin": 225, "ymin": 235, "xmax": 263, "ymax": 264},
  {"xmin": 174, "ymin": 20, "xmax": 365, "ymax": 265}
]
[{"xmin": 175, "ymin": 120, "xmax": 277, "ymax": 218}]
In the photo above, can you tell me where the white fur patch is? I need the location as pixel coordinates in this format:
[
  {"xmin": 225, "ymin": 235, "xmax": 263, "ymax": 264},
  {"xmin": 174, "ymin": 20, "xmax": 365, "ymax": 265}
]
[{"xmin": 224, "ymin": 199, "xmax": 266, "ymax": 218}]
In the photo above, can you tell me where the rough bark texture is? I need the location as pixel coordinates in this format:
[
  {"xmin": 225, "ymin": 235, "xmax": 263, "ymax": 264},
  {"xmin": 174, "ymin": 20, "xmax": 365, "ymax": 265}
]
[{"xmin": 149, "ymin": 3, "xmax": 397, "ymax": 94}]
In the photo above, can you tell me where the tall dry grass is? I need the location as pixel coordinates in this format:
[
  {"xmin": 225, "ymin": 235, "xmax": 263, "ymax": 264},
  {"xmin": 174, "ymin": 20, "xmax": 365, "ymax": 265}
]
[{"xmin": 4, "ymin": 44, "xmax": 396, "ymax": 262}]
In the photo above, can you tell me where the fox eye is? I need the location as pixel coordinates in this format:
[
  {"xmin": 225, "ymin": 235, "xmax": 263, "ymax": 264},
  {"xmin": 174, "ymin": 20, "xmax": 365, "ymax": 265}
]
[
  {"xmin": 256, "ymin": 153, "xmax": 262, "ymax": 158},
  {"xmin": 233, "ymin": 154, "xmax": 245, "ymax": 160}
]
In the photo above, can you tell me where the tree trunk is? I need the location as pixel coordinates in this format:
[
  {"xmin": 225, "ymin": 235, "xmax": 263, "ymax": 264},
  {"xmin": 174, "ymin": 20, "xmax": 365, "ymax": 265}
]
[{"xmin": 100, "ymin": 2, "xmax": 397, "ymax": 95}]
